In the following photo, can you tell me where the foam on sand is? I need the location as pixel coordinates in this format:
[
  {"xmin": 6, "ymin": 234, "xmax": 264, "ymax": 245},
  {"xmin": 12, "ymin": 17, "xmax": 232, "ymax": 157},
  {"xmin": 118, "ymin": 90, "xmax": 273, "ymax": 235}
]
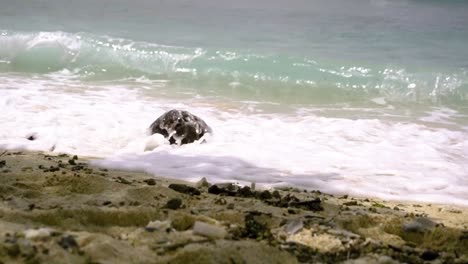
[{"xmin": 1, "ymin": 74, "xmax": 467, "ymax": 206}]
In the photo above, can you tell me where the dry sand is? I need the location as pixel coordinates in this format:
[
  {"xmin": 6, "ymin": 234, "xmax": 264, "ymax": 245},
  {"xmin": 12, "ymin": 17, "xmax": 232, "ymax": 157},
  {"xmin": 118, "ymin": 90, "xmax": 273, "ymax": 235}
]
[{"xmin": 0, "ymin": 150, "xmax": 467, "ymax": 263}]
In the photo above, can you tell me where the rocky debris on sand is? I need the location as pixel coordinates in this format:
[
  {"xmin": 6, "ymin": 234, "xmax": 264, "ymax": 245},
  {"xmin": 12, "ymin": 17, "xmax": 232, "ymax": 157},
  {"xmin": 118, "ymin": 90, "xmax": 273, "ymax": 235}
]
[
  {"xmin": 1, "ymin": 151, "xmax": 468, "ymax": 264},
  {"xmin": 169, "ymin": 183, "xmax": 201, "ymax": 195},
  {"xmin": 149, "ymin": 109, "xmax": 212, "ymax": 145}
]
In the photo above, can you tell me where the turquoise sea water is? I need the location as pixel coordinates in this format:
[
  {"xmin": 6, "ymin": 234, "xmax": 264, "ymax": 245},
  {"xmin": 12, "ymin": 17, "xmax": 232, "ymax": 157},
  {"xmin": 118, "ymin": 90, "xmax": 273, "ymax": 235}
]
[
  {"xmin": 1, "ymin": 0, "xmax": 468, "ymax": 107},
  {"xmin": 1, "ymin": 0, "xmax": 468, "ymax": 204}
]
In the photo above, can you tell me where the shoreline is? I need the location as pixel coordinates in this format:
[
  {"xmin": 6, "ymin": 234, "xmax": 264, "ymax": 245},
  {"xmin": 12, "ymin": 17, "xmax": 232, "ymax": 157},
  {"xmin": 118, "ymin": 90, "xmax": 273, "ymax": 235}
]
[{"xmin": 0, "ymin": 150, "xmax": 467, "ymax": 263}]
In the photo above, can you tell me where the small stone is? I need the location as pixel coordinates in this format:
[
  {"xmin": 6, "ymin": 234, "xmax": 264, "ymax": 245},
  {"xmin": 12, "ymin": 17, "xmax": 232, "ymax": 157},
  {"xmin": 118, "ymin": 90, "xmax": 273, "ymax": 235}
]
[
  {"xmin": 168, "ymin": 184, "xmax": 201, "ymax": 195},
  {"xmin": 26, "ymin": 133, "xmax": 37, "ymax": 141},
  {"xmin": 68, "ymin": 159, "xmax": 76, "ymax": 165},
  {"xmin": 421, "ymin": 250, "xmax": 439, "ymax": 261},
  {"xmin": 192, "ymin": 221, "xmax": 227, "ymax": 239},
  {"xmin": 102, "ymin": 201, "xmax": 112, "ymax": 206},
  {"xmin": 143, "ymin": 178, "xmax": 157, "ymax": 186},
  {"xmin": 164, "ymin": 198, "xmax": 182, "ymax": 210}
]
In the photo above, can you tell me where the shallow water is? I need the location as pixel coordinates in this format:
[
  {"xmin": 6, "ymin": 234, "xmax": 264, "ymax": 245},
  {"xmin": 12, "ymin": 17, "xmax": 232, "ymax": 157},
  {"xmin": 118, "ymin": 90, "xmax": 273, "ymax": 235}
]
[{"xmin": 1, "ymin": 0, "xmax": 467, "ymax": 205}]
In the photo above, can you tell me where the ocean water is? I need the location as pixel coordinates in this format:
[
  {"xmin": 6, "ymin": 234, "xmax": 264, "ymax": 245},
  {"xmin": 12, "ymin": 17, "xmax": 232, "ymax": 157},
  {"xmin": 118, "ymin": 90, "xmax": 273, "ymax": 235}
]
[{"xmin": 1, "ymin": 0, "xmax": 468, "ymax": 205}]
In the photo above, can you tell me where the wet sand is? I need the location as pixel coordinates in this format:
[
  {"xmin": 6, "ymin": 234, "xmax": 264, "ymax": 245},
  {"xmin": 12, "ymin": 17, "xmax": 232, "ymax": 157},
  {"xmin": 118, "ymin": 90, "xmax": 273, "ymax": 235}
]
[{"xmin": 0, "ymin": 150, "xmax": 467, "ymax": 263}]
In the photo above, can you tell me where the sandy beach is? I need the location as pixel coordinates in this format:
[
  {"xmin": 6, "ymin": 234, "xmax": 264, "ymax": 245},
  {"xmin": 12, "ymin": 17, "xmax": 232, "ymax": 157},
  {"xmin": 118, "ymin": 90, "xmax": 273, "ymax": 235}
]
[{"xmin": 0, "ymin": 149, "xmax": 466, "ymax": 263}]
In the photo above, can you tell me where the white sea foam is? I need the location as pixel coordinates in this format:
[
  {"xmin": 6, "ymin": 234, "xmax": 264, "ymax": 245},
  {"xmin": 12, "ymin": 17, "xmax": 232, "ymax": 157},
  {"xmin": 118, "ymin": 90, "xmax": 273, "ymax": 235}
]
[{"xmin": 1, "ymin": 74, "xmax": 467, "ymax": 206}]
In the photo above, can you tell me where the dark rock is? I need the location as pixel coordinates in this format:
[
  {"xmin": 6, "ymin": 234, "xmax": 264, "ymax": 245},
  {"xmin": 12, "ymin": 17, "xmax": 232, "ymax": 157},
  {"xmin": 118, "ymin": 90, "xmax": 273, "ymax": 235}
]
[
  {"xmin": 208, "ymin": 183, "xmax": 237, "ymax": 196},
  {"xmin": 164, "ymin": 198, "xmax": 183, "ymax": 210},
  {"xmin": 143, "ymin": 178, "xmax": 157, "ymax": 186},
  {"xmin": 58, "ymin": 235, "xmax": 78, "ymax": 250},
  {"xmin": 0, "ymin": 160, "xmax": 5, "ymax": 168},
  {"xmin": 227, "ymin": 203, "xmax": 235, "ymax": 209},
  {"xmin": 272, "ymin": 190, "xmax": 281, "ymax": 199},
  {"xmin": 258, "ymin": 190, "xmax": 273, "ymax": 200},
  {"xmin": 102, "ymin": 201, "xmax": 112, "ymax": 206},
  {"xmin": 289, "ymin": 198, "xmax": 323, "ymax": 211},
  {"xmin": 72, "ymin": 155, "xmax": 78, "ymax": 160},
  {"xmin": 68, "ymin": 159, "xmax": 76, "ymax": 165},
  {"xmin": 26, "ymin": 133, "xmax": 37, "ymax": 141},
  {"xmin": 421, "ymin": 250, "xmax": 439, "ymax": 261},
  {"xmin": 149, "ymin": 109, "xmax": 212, "ymax": 145},
  {"xmin": 237, "ymin": 186, "xmax": 255, "ymax": 198},
  {"xmin": 343, "ymin": 201, "xmax": 358, "ymax": 206},
  {"xmin": 168, "ymin": 184, "xmax": 201, "ymax": 196}
]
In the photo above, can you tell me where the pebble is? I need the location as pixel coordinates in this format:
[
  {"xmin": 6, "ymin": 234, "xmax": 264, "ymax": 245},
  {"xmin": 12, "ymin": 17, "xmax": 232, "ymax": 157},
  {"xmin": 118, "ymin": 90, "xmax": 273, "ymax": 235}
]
[
  {"xmin": 421, "ymin": 250, "xmax": 439, "ymax": 261},
  {"xmin": 143, "ymin": 178, "xmax": 157, "ymax": 186},
  {"xmin": 192, "ymin": 221, "xmax": 227, "ymax": 239},
  {"xmin": 164, "ymin": 198, "xmax": 182, "ymax": 210}
]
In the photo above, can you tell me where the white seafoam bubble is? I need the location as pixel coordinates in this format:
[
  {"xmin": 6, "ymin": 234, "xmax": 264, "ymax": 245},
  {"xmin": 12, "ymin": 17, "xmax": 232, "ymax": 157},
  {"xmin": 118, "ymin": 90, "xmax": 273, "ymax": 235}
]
[{"xmin": 0, "ymin": 74, "xmax": 467, "ymax": 206}]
